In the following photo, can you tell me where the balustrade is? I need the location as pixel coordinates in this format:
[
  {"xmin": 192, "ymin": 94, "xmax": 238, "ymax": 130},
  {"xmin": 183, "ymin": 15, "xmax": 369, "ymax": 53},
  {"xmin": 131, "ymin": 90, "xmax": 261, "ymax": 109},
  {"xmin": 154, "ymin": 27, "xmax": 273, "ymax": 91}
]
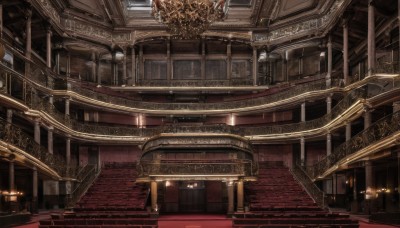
[
  {"xmin": 137, "ymin": 160, "xmax": 254, "ymax": 177},
  {"xmin": 2, "ymin": 62, "xmax": 400, "ymax": 140},
  {"xmin": 0, "ymin": 117, "xmax": 78, "ymax": 178},
  {"xmin": 306, "ymin": 110, "xmax": 400, "ymax": 179},
  {"xmin": 137, "ymin": 79, "xmax": 254, "ymax": 87},
  {"xmin": 65, "ymin": 164, "xmax": 98, "ymax": 208},
  {"xmin": 292, "ymin": 164, "xmax": 328, "ymax": 209}
]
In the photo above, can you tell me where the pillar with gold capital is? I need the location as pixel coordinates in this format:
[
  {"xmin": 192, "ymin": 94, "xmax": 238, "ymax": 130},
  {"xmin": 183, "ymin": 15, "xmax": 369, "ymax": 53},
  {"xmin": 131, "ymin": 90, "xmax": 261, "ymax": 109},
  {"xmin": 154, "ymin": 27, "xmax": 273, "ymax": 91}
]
[{"xmin": 151, "ymin": 180, "xmax": 158, "ymax": 212}]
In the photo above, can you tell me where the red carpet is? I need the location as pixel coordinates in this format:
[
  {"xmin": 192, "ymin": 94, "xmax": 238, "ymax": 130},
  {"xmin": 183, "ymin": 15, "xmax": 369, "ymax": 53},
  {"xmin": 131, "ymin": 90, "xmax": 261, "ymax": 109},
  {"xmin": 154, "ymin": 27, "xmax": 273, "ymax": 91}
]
[
  {"xmin": 158, "ymin": 214, "xmax": 232, "ymax": 228},
  {"xmin": 11, "ymin": 216, "xmax": 400, "ymax": 228}
]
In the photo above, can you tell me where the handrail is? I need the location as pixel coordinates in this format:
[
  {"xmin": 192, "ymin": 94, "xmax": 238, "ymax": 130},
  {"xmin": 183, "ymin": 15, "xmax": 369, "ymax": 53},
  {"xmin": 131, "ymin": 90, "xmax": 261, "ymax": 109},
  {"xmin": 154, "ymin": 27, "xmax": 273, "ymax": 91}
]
[
  {"xmin": 137, "ymin": 78, "xmax": 254, "ymax": 87},
  {"xmin": 66, "ymin": 164, "xmax": 99, "ymax": 208},
  {"xmin": 68, "ymin": 76, "xmax": 336, "ymax": 111},
  {"xmin": 306, "ymin": 110, "xmax": 400, "ymax": 179},
  {"xmin": 1, "ymin": 67, "xmax": 399, "ymax": 140},
  {"xmin": 243, "ymin": 86, "xmax": 367, "ymax": 135},
  {"xmin": 0, "ymin": 116, "xmax": 78, "ymax": 178},
  {"xmin": 291, "ymin": 163, "xmax": 328, "ymax": 210}
]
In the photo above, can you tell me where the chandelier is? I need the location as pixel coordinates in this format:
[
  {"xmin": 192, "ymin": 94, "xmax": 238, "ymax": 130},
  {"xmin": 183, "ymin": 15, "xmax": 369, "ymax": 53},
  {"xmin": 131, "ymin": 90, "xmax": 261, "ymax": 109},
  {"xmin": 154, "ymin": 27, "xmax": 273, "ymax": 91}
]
[{"xmin": 152, "ymin": 0, "xmax": 229, "ymax": 39}]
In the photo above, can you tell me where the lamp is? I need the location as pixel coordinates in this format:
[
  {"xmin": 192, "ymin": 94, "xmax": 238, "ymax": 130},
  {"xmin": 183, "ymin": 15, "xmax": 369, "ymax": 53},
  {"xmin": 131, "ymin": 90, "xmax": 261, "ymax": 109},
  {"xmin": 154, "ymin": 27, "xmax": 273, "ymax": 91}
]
[{"xmin": 152, "ymin": 0, "xmax": 229, "ymax": 39}]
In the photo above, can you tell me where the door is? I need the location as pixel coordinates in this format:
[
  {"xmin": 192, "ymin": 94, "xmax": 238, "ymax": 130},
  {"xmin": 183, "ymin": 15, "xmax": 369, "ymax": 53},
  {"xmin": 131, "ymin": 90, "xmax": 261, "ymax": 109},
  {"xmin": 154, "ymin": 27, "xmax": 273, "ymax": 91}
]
[{"xmin": 179, "ymin": 181, "xmax": 206, "ymax": 212}]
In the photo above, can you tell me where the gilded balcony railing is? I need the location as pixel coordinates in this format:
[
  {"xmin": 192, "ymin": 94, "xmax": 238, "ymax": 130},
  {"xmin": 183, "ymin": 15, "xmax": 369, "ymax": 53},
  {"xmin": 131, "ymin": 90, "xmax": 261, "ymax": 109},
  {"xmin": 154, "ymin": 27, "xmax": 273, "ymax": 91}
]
[
  {"xmin": 69, "ymin": 77, "xmax": 334, "ymax": 111},
  {"xmin": 137, "ymin": 79, "xmax": 254, "ymax": 87},
  {"xmin": 0, "ymin": 117, "xmax": 78, "ymax": 178},
  {"xmin": 306, "ymin": 110, "xmax": 400, "ymax": 180},
  {"xmin": 137, "ymin": 160, "xmax": 255, "ymax": 177},
  {"xmin": 2, "ymin": 63, "xmax": 400, "ymax": 142},
  {"xmin": 141, "ymin": 134, "xmax": 253, "ymax": 155},
  {"xmin": 292, "ymin": 163, "xmax": 328, "ymax": 210},
  {"xmin": 243, "ymin": 86, "xmax": 367, "ymax": 135}
]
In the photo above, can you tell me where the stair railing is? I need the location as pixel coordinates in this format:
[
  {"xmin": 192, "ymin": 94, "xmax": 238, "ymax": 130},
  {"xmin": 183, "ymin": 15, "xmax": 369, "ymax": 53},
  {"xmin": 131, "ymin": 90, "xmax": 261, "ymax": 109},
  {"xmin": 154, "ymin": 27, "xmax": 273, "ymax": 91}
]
[
  {"xmin": 291, "ymin": 163, "xmax": 329, "ymax": 211},
  {"xmin": 65, "ymin": 164, "xmax": 100, "ymax": 208}
]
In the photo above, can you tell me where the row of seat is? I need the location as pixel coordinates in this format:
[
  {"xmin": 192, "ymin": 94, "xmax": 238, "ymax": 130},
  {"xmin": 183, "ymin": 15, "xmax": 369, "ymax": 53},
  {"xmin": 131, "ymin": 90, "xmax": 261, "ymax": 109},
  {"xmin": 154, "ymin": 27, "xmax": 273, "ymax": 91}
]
[
  {"xmin": 39, "ymin": 163, "xmax": 157, "ymax": 228},
  {"xmin": 235, "ymin": 165, "xmax": 358, "ymax": 228}
]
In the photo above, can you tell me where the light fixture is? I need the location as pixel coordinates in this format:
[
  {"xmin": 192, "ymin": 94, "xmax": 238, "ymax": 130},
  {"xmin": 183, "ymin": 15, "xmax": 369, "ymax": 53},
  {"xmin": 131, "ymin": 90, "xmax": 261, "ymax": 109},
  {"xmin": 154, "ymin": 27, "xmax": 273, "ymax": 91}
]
[{"xmin": 152, "ymin": 0, "xmax": 229, "ymax": 39}]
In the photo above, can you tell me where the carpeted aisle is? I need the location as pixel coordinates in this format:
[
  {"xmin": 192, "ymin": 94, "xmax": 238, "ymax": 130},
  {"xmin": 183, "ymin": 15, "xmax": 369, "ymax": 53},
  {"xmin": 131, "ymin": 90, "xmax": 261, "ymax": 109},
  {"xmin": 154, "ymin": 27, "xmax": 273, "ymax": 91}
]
[{"xmin": 158, "ymin": 214, "xmax": 232, "ymax": 228}]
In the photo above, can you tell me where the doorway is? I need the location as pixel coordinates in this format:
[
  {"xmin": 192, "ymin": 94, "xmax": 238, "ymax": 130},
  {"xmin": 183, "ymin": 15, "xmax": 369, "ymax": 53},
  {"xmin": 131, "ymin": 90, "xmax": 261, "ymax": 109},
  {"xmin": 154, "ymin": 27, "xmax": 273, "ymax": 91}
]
[{"xmin": 179, "ymin": 181, "xmax": 206, "ymax": 213}]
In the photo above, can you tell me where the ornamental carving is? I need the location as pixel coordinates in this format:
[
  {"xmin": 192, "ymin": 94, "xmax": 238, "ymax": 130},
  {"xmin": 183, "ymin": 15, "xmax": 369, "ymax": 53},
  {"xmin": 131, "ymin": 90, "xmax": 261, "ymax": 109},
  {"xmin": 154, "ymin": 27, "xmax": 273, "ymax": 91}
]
[
  {"xmin": 64, "ymin": 19, "xmax": 132, "ymax": 44},
  {"xmin": 254, "ymin": 0, "xmax": 345, "ymax": 43},
  {"xmin": 306, "ymin": 111, "xmax": 400, "ymax": 180},
  {"xmin": 38, "ymin": 0, "xmax": 61, "ymax": 24},
  {"xmin": 64, "ymin": 19, "xmax": 112, "ymax": 41},
  {"xmin": 137, "ymin": 161, "xmax": 254, "ymax": 177}
]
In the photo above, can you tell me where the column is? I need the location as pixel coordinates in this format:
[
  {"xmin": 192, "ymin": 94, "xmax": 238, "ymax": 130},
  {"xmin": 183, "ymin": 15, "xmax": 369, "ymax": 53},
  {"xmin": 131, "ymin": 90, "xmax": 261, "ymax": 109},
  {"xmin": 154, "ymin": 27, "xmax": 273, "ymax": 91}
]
[
  {"xmin": 237, "ymin": 180, "xmax": 244, "ymax": 212},
  {"xmin": 66, "ymin": 53, "xmax": 71, "ymax": 77},
  {"xmin": 6, "ymin": 109, "xmax": 13, "ymax": 125},
  {"xmin": 343, "ymin": 21, "xmax": 349, "ymax": 85},
  {"xmin": 55, "ymin": 51, "xmax": 60, "ymax": 74},
  {"xmin": 326, "ymin": 133, "xmax": 332, "ymax": 156},
  {"xmin": 367, "ymin": 0, "xmax": 375, "ymax": 76},
  {"xmin": 49, "ymin": 95, "xmax": 54, "ymax": 105},
  {"xmin": 66, "ymin": 137, "xmax": 71, "ymax": 167},
  {"xmin": 112, "ymin": 51, "xmax": 117, "ymax": 85},
  {"xmin": 365, "ymin": 160, "xmax": 375, "ymax": 214},
  {"xmin": 32, "ymin": 166, "xmax": 38, "ymax": 213},
  {"xmin": 34, "ymin": 119, "xmax": 40, "ymax": 145},
  {"xmin": 327, "ymin": 36, "xmax": 332, "ymax": 87},
  {"xmin": 139, "ymin": 45, "xmax": 143, "ymax": 81},
  {"xmin": 131, "ymin": 46, "xmax": 136, "ymax": 86},
  {"xmin": 326, "ymin": 96, "xmax": 332, "ymax": 114},
  {"xmin": 167, "ymin": 39, "xmax": 172, "ymax": 80},
  {"xmin": 227, "ymin": 181, "xmax": 234, "ymax": 213},
  {"xmin": 300, "ymin": 137, "xmax": 305, "ymax": 166},
  {"xmin": 46, "ymin": 26, "xmax": 52, "ymax": 69},
  {"xmin": 122, "ymin": 48, "xmax": 127, "ymax": 86},
  {"xmin": 25, "ymin": 8, "xmax": 32, "ymax": 59},
  {"xmin": 346, "ymin": 122, "xmax": 352, "ymax": 141},
  {"xmin": 91, "ymin": 52, "xmax": 97, "ymax": 83},
  {"xmin": 282, "ymin": 57, "xmax": 288, "ymax": 82},
  {"xmin": 65, "ymin": 98, "xmax": 70, "ymax": 116},
  {"xmin": 9, "ymin": 161, "xmax": 14, "ymax": 192},
  {"xmin": 151, "ymin": 181, "xmax": 158, "ymax": 211},
  {"xmin": 301, "ymin": 102, "xmax": 306, "ymax": 122},
  {"xmin": 227, "ymin": 41, "xmax": 232, "ymax": 80},
  {"xmin": 25, "ymin": 8, "xmax": 32, "ymax": 78},
  {"xmin": 364, "ymin": 108, "xmax": 372, "ymax": 129},
  {"xmin": 253, "ymin": 47, "xmax": 258, "ymax": 85},
  {"xmin": 48, "ymin": 126, "xmax": 53, "ymax": 154}
]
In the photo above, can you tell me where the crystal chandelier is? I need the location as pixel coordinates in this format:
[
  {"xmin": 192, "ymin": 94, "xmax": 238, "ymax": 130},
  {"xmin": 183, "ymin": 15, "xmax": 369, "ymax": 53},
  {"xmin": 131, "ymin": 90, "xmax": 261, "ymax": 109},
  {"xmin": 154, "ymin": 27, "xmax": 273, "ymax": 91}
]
[{"xmin": 152, "ymin": 0, "xmax": 229, "ymax": 39}]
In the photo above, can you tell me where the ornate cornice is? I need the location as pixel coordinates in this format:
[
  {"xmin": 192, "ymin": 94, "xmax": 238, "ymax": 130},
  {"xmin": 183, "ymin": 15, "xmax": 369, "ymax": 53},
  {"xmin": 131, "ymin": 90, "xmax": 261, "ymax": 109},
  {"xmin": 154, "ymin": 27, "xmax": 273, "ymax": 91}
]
[
  {"xmin": 64, "ymin": 18, "xmax": 132, "ymax": 45},
  {"xmin": 141, "ymin": 134, "xmax": 253, "ymax": 155},
  {"xmin": 31, "ymin": 0, "xmax": 348, "ymax": 48},
  {"xmin": 37, "ymin": 0, "xmax": 61, "ymax": 24},
  {"xmin": 253, "ymin": 0, "xmax": 348, "ymax": 45}
]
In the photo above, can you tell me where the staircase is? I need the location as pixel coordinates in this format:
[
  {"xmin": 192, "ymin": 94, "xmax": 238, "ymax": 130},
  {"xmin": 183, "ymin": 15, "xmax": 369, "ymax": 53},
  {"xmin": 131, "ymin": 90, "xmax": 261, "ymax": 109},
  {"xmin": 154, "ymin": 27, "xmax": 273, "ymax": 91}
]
[
  {"xmin": 39, "ymin": 163, "xmax": 157, "ymax": 228},
  {"xmin": 233, "ymin": 162, "xmax": 359, "ymax": 228}
]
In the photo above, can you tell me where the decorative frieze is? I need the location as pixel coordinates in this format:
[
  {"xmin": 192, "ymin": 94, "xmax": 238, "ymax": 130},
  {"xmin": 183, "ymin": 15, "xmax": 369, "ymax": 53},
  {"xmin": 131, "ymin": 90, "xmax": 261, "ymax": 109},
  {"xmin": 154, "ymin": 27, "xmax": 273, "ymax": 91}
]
[
  {"xmin": 64, "ymin": 18, "xmax": 131, "ymax": 44},
  {"xmin": 37, "ymin": 0, "xmax": 61, "ymax": 24}
]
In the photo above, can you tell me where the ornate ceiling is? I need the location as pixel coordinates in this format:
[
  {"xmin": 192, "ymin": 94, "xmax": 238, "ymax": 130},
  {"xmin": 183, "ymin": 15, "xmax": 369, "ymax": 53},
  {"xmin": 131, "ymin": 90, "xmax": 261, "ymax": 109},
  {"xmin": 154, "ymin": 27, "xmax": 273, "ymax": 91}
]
[{"xmin": 53, "ymin": 0, "xmax": 336, "ymax": 29}]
